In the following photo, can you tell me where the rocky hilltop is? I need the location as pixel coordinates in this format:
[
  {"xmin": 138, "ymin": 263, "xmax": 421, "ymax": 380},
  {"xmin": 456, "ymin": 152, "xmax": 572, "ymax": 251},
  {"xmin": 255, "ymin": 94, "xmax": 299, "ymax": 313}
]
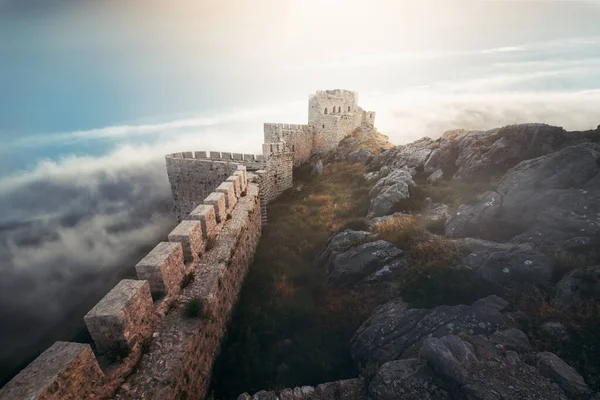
[{"xmin": 238, "ymin": 123, "xmax": 600, "ymax": 400}]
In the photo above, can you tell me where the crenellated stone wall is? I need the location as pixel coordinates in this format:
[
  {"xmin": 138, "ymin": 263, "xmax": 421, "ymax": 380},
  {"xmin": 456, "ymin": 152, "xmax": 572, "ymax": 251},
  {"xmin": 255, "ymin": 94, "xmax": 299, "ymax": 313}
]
[
  {"xmin": 0, "ymin": 173, "xmax": 260, "ymax": 400},
  {"xmin": 0, "ymin": 89, "xmax": 378, "ymax": 400}
]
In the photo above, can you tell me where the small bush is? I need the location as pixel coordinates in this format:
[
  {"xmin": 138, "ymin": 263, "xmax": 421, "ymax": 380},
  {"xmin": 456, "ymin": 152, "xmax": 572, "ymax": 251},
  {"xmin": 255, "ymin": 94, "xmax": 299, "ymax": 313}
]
[{"xmin": 184, "ymin": 298, "xmax": 205, "ymax": 319}]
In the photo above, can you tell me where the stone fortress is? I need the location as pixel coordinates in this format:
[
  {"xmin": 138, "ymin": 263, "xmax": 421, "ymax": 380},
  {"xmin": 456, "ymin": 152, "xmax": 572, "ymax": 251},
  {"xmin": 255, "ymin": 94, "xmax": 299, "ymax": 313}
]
[{"xmin": 0, "ymin": 89, "xmax": 376, "ymax": 400}]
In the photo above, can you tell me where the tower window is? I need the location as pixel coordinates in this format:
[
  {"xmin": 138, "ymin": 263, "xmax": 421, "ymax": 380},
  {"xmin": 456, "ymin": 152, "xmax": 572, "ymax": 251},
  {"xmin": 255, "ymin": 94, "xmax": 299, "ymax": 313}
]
[
  {"xmin": 322, "ymin": 124, "xmax": 325, "ymax": 128},
  {"xmin": 348, "ymin": 106, "xmax": 351, "ymax": 112},
  {"xmin": 324, "ymin": 107, "xmax": 328, "ymax": 114}
]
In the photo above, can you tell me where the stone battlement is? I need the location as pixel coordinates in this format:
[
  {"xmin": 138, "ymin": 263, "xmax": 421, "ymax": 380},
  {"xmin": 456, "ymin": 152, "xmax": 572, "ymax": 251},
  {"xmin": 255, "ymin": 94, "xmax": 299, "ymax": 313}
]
[
  {"xmin": 0, "ymin": 89, "xmax": 378, "ymax": 400},
  {"xmin": 0, "ymin": 171, "xmax": 259, "ymax": 400}
]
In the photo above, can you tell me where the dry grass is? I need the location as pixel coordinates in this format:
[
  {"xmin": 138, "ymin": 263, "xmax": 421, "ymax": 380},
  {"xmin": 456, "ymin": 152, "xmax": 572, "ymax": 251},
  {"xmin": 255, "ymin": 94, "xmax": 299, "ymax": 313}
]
[
  {"xmin": 335, "ymin": 128, "xmax": 394, "ymax": 157},
  {"xmin": 514, "ymin": 287, "xmax": 600, "ymax": 391},
  {"xmin": 210, "ymin": 161, "xmax": 385, "ymax": 397}
]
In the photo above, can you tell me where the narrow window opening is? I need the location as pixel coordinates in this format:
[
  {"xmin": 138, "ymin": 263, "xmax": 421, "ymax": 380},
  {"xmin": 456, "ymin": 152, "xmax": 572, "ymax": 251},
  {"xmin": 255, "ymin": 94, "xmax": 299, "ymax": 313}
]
[
  {"xmin": 324, "ymin": 107, "xmax": 328, "ymax": 114},
  {"xmin": 348, "ymin": 106, "xmax": 351, "ymax": 112}
]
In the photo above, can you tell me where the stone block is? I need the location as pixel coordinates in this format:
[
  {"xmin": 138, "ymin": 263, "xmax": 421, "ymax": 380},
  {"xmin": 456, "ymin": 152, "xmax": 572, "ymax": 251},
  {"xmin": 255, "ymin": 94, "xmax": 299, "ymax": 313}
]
[
  {"xmin": 84, "ymin": 280, "xmax": 154, "ymax": 356},
  {"xmin": 194, "ymin": 151, "xmax": 208, "ymax": 159},
  {"xmin": 187, "ymin": 204, "xmax": 218, "ymax": 240},
  {"xmin": 204, "ymin": 192, "xmax": 227, "ymax": 223},
  {"xmin": 209, "ymin": 151, "xmax": 221, "ymax": 159},
  {"xmin": 168, "ymin": 220, "xmax": 204, "ymax": 263},
  {"xmin": 182, "ymin": 151, "xmax": 193, "ymax": 158},
  {"xmin": 226, "ymin": 175, "xmax": 242, "ymax": 198},
  {"xmin": 0, "ymin": 342, "xmax": 103, "ymax": 400},
  {"xmin": 135, "ymin": 242, "xmax": 184, "ymax": 296},
  {"xmin": 234, "ymin": 171, "xmax": 247, "ymax": 192},
  {"xmin": 216, "ymin": 182, "xmax": 237, "ymax": 213}
]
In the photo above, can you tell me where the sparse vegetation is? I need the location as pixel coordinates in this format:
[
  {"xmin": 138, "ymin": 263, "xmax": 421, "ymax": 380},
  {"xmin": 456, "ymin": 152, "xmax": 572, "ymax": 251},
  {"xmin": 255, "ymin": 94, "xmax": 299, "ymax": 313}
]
[
  {"xmin": 210, "ymin": 162, "xmax": 396, "ymax": 398},
  {"xmin": 514, "ymin": 287, "xmax": 600, "ymax": 391}
]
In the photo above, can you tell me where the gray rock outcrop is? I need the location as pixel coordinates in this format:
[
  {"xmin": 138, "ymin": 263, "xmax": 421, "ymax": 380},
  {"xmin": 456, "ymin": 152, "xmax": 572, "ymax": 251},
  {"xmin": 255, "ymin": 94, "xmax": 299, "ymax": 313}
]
[
  {"xmin": 350, "ymin": 295, "xmax": 518, "ymax": 366},
  {"xmin": 367, "ymin": 167, "xmax": 415, "ymax": 218}
]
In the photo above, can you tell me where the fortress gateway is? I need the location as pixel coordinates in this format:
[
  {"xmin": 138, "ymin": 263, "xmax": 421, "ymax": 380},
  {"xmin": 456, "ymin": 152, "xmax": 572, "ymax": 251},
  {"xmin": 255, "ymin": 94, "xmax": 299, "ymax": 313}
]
[{"xmin": 0, "ymin": 90, "xmax": 376, "ymax": 400}]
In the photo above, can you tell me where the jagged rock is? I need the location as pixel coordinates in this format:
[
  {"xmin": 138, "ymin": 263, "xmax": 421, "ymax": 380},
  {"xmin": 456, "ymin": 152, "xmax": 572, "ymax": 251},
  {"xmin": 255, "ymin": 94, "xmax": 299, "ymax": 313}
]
[
  {"xmin": 367, "ymin": 167, "xmax": 415, "ymax": 218},
  {"xmin": 458, "ymin": 238, "xmax": 533, "ymax": 270},
  {"xmin": 475, "ymin": 250, "xmax": 555, "ymax": 288},
  {"xmin": 311, "ymin": 159, "xmax": 324, "ymax": 176},
  {"xmin": 369, "ymin": 137, "xmax": 436, "ymax": 172},
  {"xmin": 324, "ymin": 240, "xmax": 407, "ymax": 287},
  {"xmin": 424, "ymin": 124, "xmax": 569, "ymax": 182},
  {"xmin": 490, "ymin": 328, "xmax": 532, "ymax": 352},
  {"xmin": 316, "ymin": 229, "xmax": 372, "ymax": 267},
  {"xmin": 498, "ymin": 143, "xmax": 600, "ymax": 235},
  {"xmin": 536, "ymin": 352, "xmax": 592, "ymax": 398},
  {"xmin": 422, "ymin": 337, "xmax": 470, "ymax": 386},
  {"xmin": 445, "ymin": 191, "xmax": 502, "ymax": 239},
  {"xmin": 348, "ymin": 149, "xmax": 371, "ymax": 164},
  {"xmin": 369, "ymin": 331, "xmax": 577, "ymax": 400},
  {"xmin": 555, "ymin": 265, "xmax": 600, "ymax": 308},
  {"xmin": 427, "ymin": 169, "xmax": 444, "ymax": 182},
  {"xmin": 368, "ymin": 359, "xmax": 450, "ymax": 400},
  {"xmin": 350, "ymin": 295, "xmax": 517, "ymax": 366}
]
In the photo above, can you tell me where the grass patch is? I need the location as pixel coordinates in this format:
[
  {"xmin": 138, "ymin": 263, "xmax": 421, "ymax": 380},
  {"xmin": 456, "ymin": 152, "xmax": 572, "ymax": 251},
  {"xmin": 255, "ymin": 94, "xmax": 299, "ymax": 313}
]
[
  {"xmin": 209, "ymin": 162, "xmax": 397, "ymax": 398},
  {"xmin": 373, "ymin": 215, "xmax": 486, "ymax": 308},
  {"xmin": 514, "ymin": 287, "xmax": 600, "ymax": 391}
]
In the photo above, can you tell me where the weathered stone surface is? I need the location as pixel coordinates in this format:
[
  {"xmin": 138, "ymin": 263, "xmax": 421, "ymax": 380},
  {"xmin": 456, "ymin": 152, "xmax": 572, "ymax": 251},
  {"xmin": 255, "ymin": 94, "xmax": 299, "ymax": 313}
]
[
  {"xmin": 115, "ymin": 184, "xmax": 261, "ymax": 400},
  {"xmin": 445, "ymin": 191, "xmax": 502, "ymax": 239},
  {"xmin": 227, "ymin": 174, "xmax": 243, "ymax": 198},
  {"xmin": 489, "ymin": 328, "xmax": 532, "ymax": 352},
  {"xmin": 423, "ymin": 124, "xmax": 569, "ymax": 182},
  {"xmin": 316, "ymin": 229, "xmax": 372, "ymax": 267},
  {"xmin": 240, "ymin": 378, "xmax": 365, "ymax": 400},
  {"xmin": 476, "ymin": 250, "xmax": 555, "ymax": 288},
  {"xmin": 135, "ymin": 242, "xmax": 185, "ymax": 296},
  {"xmin": 0, "ymin": 342, "xmax": 104, "ymax": 400},
  {"xmin": 351, "ymin": 295, "xmax": 517, "ymax": 366},
  {"xmin": 540, "ymin": 321, "xmax": 571, "ymax": 345},
  {"xmin": 84, "ymin": 279, "xmax": 155, "ymax": 356},
  {"xmin": 168, "ymin": 220, "xmax": 204, "ymax": 264},
  {"xmin": 368, "ymin": 332, "xmax": 578, "ymax": 400},
  {"xmin": 368, "ymin": 167, "xmax": 415, "ymax": 218},
  {"xmin": 187, "ymin": 203, "xmax": 218, "ymax": 240},
  {"xmin": 555, "ymin": 265, "xmax": 600, "ymax": 308},
  {"xmin": 216, "ymin": 181, "xmax": 238, "ymax": 213},
  {"xmin": 347, "ymin": 149, "xmax": 371, "ymax": 164},
  {"xmin": 204, "ymin": 191, "xmax": 227, "ymax": 223},
  {"xmin": 536, "ymin": 352, "xmax": 592, "ymax": 398},
  {"xmin": 370, "ymin": 137, "xmax": 435, "ymax": 172},
  {"xmin": 324, "ymin": 239, "xmax": 407, "ymax": 287}
]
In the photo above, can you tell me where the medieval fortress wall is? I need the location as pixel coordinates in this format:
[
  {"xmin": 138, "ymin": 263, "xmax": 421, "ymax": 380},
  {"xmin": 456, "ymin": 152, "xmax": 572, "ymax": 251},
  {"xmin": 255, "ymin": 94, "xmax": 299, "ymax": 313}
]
[{"xmin": 0, "ymin": 90, "xmax": 376, "ymax": 400}]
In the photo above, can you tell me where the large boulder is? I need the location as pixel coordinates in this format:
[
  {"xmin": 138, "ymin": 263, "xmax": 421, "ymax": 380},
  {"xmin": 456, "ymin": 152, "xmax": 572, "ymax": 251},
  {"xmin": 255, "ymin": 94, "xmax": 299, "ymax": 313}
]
[
  {"xmin": 475, "ymin": 250, "xmax": 555, "ymax": 288},
  {"xmin": 555, "ymin": 265, "xmax": 600, "ymax": 308},
  {"xmin": 350, "ymin": 295, "xmax": 518, "ymax": 366},
  {"xmin": 320, "ymin": 236, "xmax": 408, "ymax": 287},
  {"xmin": 446, "ymin": 143, "xmax": 600, "ymax": 249},
  {"xmin": 369, "ymin": 137, "xmax": 436, "ymax": 172},
  {"xmin": 367, "ymin": 167, "xmax": 416, "ymax": 218},
  {"xmin": 445, "ymin": 191, "xmax": 502, "ymax": 239},
  {"xmin": 316, "ymin": 229, "xmax": 372, "ymax": 267},
  {"xmin": 536, "ymin": 352, "xmax": 593, "ymax": 398},
  {"xmin": 347, "ymin": 149, "xmax": 372, "ymax": 164},
  {"xmin": 368, "ymin": 330, "xmax": 584, "ymax": 400}
]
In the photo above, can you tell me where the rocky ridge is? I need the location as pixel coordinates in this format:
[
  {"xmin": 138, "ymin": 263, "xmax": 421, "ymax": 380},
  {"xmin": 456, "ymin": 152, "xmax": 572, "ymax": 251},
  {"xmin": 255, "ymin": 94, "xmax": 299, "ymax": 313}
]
[{"xmin": 240, "ymin": 123, "xmax": 600, "ymax": 400}]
